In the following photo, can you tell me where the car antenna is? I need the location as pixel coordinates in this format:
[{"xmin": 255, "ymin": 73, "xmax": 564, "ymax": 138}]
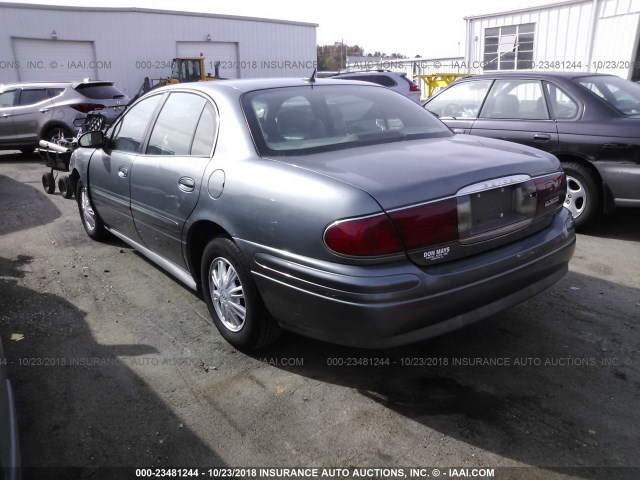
[{"xmin": 308, "ymin": 68, "xmax": 316, "ymax": 83}]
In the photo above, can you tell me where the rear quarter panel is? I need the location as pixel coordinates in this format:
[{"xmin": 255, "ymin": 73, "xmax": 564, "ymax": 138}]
[{"xmin": 185, "ymin": 86, "xmax": 386, "ymax": 264}]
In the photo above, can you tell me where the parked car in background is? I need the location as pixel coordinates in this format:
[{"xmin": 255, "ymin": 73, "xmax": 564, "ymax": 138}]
[
  {"xmin": 330, "ymin": 70, "xmax": 421, "ymax": 103},
  {"xmin": 70, "ymin": 78, "xmax": 575, "ymax": 350},
  {"xmin": 423, "ymin": 72, "xmax": 640, "ymax": 229},
  {"xmin": 0, "ymin": 337, "xmax": 19, "ymax": 480},
  {"xmin": 0, "ymin": 80, "xmax": 129, "ymax": 153}
]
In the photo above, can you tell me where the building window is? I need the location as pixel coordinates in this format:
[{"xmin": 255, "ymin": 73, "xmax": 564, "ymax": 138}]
[{"xmin": 483, "ymin": 23, "xmax": 535, "ymax": 71}]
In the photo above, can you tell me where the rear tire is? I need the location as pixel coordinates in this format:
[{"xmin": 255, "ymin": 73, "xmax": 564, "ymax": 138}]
[
  {"xmin": 76, "ymin": 180, "xmax": 107, "ymax": 240},
  {"xmin": 44, "ymin": 126, "xmax": 72, "ymax": 144},
  {"xmin": 562, "ymin": 161, "xmax": 600, "ymax": 230},
  {"xmin": 42, "ymin": 172, "xmax": 55, "ymax": 194},
  {"xmin": 200, "ymin": 237, "xmax": 280, "ymax": 350},
  {"xmin": 58, "ymin": 176, "xmax": 74, "ymax": 199}
]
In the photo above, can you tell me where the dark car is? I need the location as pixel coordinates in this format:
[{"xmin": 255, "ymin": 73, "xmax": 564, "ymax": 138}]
[
  {"xmin": 70, "ymin": 78, "xmax": 575, "ymax": 350},
  {"xmin": 423, "ymin": 72, "xmax": 640, "ymax": 228}
]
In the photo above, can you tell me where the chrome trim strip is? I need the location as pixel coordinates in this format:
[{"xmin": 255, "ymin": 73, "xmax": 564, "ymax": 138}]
[
  {"xmin": 457, "ymin": 174, "xmax": 532, "ymax": 196},
  {"xmin": 459, "ymin": 218, "xmax": 533, "ymax": 245},
  {"xmin": 106, "ymin": 227, "xmax": 197, "ymax": 290}
]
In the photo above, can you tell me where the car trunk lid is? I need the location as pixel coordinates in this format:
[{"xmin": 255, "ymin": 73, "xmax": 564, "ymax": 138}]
[{"xmin": 276, "ymin": 135, "xmax": 566, "ymax": 265}]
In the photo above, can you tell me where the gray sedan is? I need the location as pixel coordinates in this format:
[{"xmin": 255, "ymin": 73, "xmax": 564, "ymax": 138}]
[{"xmin": 70, "ymin": 78, "xmax": 575, "ymax": 350}]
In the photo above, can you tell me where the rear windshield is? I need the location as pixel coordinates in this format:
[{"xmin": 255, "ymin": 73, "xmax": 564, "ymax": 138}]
[
  {"xmin": 242, "ymin": 85, "xmax": 451, "ymax": 156},
  {"xmin": 575, "ymin": 75, "xmax": 640, "ymax": 115},
  {"xmin": 76, "ymin": 84, "xmax": 125, "ymax": 100}
]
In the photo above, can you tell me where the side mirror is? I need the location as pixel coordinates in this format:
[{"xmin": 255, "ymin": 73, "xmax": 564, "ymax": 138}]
[{"xmin": 78, "ymin": 130, "xmax": 104, "ymax": 148}]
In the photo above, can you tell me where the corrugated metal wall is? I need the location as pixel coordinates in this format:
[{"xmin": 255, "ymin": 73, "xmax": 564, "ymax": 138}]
[
  {"xmin": 0, "ymin": 5, "xmax": 317, "ymax": 96},
  {"xmin": 345, "ymin": 57, "xmax": 466, "ymax": 75},
  {"xmin": 466, "ymin": 0, "xmax": 640, "ymax": 79}
]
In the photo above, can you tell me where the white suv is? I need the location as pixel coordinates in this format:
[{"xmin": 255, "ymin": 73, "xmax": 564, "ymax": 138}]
[{"xmin": 330, "ymin": 71, "xmax": 421, "ymax": 103}]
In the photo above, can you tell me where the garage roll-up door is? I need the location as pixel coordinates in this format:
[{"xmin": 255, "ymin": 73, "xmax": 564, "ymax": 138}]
[
  {"xmin": 176, "ymin": 42, "xmax": 240, "ymax": 79},
  {"xmin": 12, "ymin": 38, "xmax": 97, "ymax": 82}
]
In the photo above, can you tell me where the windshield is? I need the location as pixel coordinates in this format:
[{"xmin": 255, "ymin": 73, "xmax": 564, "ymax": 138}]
[
  {"xmin": 242, "ymin": 85, "xmax": 452, "ymax": 156},
  {"xmin": 575, "ymin": 75, "xmax": 640, "ymax": 115}
]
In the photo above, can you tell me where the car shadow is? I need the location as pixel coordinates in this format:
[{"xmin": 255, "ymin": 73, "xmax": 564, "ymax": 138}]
[
  {"xmin": 0, "ymin": 255, "xmax": 224, "ymax": 477},
  {"xmin": 250, "ymin": 270, "xmax": 639, "ymax": 479},
  {"xmin": 580, "ymin": 208, "xmax": 640, "ymax": 241},
  {"xmin": 0, "ymin": 151, "xmax": 40, "ymax": 163},
  {"xmin": 0, "ymin": 175, "xmax": 61, "ymax": 236}
]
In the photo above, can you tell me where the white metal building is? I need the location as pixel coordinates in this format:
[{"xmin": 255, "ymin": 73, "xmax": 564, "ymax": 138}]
[
  {"xmin": 0, "ymin": 2, "xmax": 317, "ymax": 96},
  {"xmin": 464, "ymin": 0, "xmax": 640, "ymax": 80}
]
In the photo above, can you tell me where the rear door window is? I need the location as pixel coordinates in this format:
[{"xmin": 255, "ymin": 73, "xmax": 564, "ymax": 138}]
[
  {"xmin": 48, "ymin": 88, "xmax": 65, "ymax": 99},
  {"xmin": 191, "ymin": 104, "xmax": 217, "ymax": 156},
  {"xmin": 19, "ymin": 89, "xmax": 49, "ymax": 106},
  {"xmin": 544, "ymin": 82, "xmax": 579, "ymax": 119},
  {"xmin": 480, "ymin": 80, "xmax": 549, "ymax": 120},
  {"xmin": 146, "ymin": 92, "xmax": 207, "ymax": 155}
]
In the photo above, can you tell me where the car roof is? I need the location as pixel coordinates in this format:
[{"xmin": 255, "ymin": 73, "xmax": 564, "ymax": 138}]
[
  {"xmin": 462, "ymin": 71, "xmax": 616, "ymax": 81},
  {"xmin": 159, "ymin": 77, "xmax": 385, "ymax": 94},
  {"xmin": 1, "ymin": 81, "xmax": 72, "ymax": 89},
  {"xmin": 1, "ymin": 80, "xmax": 116, "ymax": 90},
  {"xmin": 332, "ymin": 71, "xmax": 406, "ymax": 77}
]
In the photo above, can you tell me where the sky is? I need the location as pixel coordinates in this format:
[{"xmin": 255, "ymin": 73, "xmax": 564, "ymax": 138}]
[{"xmin": 6, "ymin": 0, "xmax": 564, "ymax": 58}]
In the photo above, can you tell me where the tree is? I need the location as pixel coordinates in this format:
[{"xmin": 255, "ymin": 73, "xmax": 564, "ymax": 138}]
[{"xmin": 317, "ymin": 43, "xmax": 406, "ymax": 70}]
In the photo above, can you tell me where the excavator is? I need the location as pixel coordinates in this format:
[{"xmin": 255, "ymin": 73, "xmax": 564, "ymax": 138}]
[{"xmin": 133, "ymin": 54, "xmax": 225, "ymax": 101}]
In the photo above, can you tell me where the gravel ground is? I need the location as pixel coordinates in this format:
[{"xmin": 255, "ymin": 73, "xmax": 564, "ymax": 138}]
[{"xmin": 1, "ymin": 152, "xmax": 639, "ymax": 480}]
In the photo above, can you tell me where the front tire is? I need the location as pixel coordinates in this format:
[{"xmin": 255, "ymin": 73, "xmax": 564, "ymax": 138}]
[
  {"xmin": 562, "ymin": 161, "xmax": 600, "ymax": 230},
  {"xmin": 76, "ymin": 180, "xmax": 107, "ymax": 240},
  {"xmin": 201, "ymin": 237, "xmax": 280, "ymax": 350}
]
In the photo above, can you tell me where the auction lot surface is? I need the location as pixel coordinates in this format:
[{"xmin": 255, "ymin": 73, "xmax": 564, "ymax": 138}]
[{"xmin": 1, "ymin": 152, "xmax": 639, "ymax": 479}]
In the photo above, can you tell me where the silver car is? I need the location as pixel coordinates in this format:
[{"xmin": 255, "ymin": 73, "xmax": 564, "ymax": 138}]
[
  {"xmin": 70, "ymin": 78, "xmax": 575, "ymax": 350},
  {"xmin": 0, "ymin": 80, "xmax": 128, "ymax": 153}
]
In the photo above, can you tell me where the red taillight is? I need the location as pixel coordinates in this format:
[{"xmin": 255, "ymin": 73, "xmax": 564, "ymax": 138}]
[
  {"xmin": 70, "ymin": 103, "xmax": 105, "ymax": 113},
  {"xmin": 390, "ymin": 198, "xmax": 458, "ymax": 249},
  {"xmin": 324, "ymin": 214, "xmax": 404, "ymax": 256},
  {"xmin": 534, "ymin": 172, "xmax": 566, "ymax": 213},
  {"xmin": 409, "ymin": 83, "xmax": 420, "ymax": 92}
]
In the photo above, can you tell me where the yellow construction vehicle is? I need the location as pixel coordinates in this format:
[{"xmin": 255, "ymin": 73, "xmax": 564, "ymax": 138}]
[
  {"xmin": 414, "ymin": 73, "xmax": 470, "ymax": 99},
  {"xmin": 134, "ymin": 54, "xmax": 224, "ymax": 100},
  {"xmin": 163, "ymin": 54, "xmax": 224, "ymax": 85}
]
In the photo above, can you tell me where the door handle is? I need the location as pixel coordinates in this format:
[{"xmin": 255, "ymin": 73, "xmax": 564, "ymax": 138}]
[
  {"xmin": 533, "ymin": 134, "xmax": 551, "ymax": 142},
  {"xmin": 118, "ymin": 166, "xmax": 128, "ymax": 178},
  {"xmin": 40, "ymin": 108, "xmax": 50, "ymax": 113},
  {"xmin": 178, "ymin": 176, "xmax": 195, "ymax": 192},
  {"xmin": 1, "ymin": 113, "xmax": 10, "ymax": 118}
]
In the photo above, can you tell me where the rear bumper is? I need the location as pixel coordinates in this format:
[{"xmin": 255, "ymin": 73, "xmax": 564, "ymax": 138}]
[{"xmin": 243, "ymin": 208, "xmax": 576, "ymax": 348}]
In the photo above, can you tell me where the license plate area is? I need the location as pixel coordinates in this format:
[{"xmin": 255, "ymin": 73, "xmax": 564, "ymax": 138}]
[{"xmin": 457, "ymin": 175, "xmax": 537, "ymax": 244}]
